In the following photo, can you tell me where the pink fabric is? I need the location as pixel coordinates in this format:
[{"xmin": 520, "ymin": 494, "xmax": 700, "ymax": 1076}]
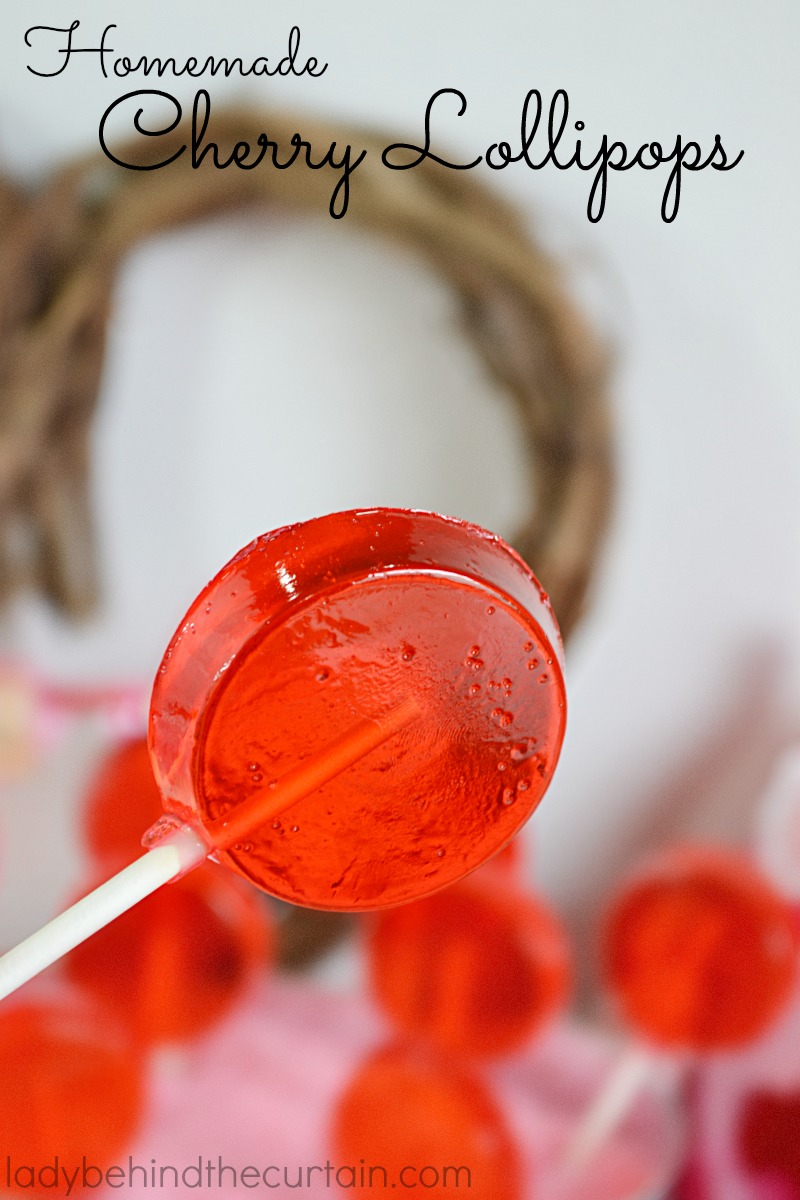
[{"xmin": 96, "ymin": 977, "xmax": 681, "ymax": 1200}]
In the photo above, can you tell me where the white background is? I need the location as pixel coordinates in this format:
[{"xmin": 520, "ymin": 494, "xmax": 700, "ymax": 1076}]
[{"xmin": 0, "ymin": 1, "xmax": 798, "ymax": 968}]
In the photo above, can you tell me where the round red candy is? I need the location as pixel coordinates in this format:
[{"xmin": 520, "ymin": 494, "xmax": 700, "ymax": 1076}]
[
  {"xmin": 602, "ymin": 845, "xmax": 800, "ymax": 1052},
  {"xmin": 84, "ymin": 737, "xmax": 163, "ymax": 868},
  {"xmin": 331, "ymin": 1043, "xmax": 522, "ymax": 1200},
  {"xmin": 66, "ymin": 865, "xmax": 272, "ymax": 1045},
  {"xmin": 149, "ymin": 509, "xmax": 566, "ymax": 910},
  {"xmin": 0, "ymin": 998, "xmax": 142, "ymax": 1190},
  {"xmin": 369, "ymin": 876, "xmax": 571, "ymax": 1059}
]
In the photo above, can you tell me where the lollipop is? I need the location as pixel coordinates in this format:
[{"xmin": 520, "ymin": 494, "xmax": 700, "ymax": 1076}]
[
  {"xmin": 331, "ymin": 1042, "xmax": 522, "ymax": 1200},
  {"xmin": 565, "ymin": 844, "xmax": 800, "ymax": 1169},
  {"xmin": 65, "ymin": 865, "xmax": 272, "ymax": 1045},
  {"xmin": 603, "ymin": 846, "xmax": 798, "ymax": 1051},
  {"xmin": 0, "ymin": 509, "xmax": 566, "ymax": 997},
  {"xmin": 0, "ymin": 996, "xmax": 142, "ymax": 1191},
  {"xmin": 369, "ymin": 874, "xmax": 571, "ymax": 1059},
  {"xmin": 472, "ymin": 832, "xmax": 526, "ymax": 882},
  {"xmin": 84, "ymin": 736, "xmax": 163, "ymax": 869}
]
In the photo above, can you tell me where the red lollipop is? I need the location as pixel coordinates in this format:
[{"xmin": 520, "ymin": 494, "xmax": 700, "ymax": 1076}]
[
  {"xmin": 65, "ymin": 864, "xmax": 272, "ymax": 1045},
  {"xmin": 0, "ymin": 997, "xmax": 142, "ymax": 1191},
  {"xmin": 602, "ymin": 845, "xmax": 799, "ymax": 1052},
  {"xmin": 150, "ymin": 508, "xmax": 566, "ymax": 909},
  {"xmin": 331, "ymin": 1042, "xmax": 522, "ymax": 1200},
  {"xmin": 369, "ymin": 875, "xmax": 571, "ymax": 1059},
  {"xmin": 0, "ymin": 509, "xmax": 566, "ymax": 998},
  {"xmin": 565, "ymin": 845, "xmax": 800, "ymax": 1173},
  {"xmin": 84, "ymin": 737, "xmax": 163, "ymax": 868}
]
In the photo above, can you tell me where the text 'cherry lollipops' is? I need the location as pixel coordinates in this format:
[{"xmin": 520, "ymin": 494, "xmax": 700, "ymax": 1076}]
[{"xmin": 0, "ymin": 508, "xmax": 566, "ymax": 998}]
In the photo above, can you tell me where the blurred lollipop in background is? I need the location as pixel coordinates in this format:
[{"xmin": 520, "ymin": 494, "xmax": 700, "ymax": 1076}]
[
  {"xmin": 564, "ymin": 844, "xmax": 800, "ymax": 1174},
  {"xmin": 332, "ymin": 1042, "xmax": 522, "ymax": 1200},
  {"xmin": 333, "ymin": 843, "xmax": 570, "ymax": 1198},
  {"xmin": 604, "ymin": 846, "xmax": 797, "ymax": 1052},
  {"xmin": 0, "ymin": 994, "xmax": 142, "ymax": 1192},
  {"xmin": 65, "ymin": 864, "xmax": 274, "ymax": 1048},
  {"xmin": 83, "ymin": 736, "xmax": 163, "ymax": 871},
  {"xmin": 72, "ymin": 733, "xmax": 276, "ymax": 1047},
  {"xmin": 673, "ymin": 747, "xmax": 800, "ymax": 1200},
  {"xmin": 368, "ymin": 870, "xmax": 571, "ymax": 1061}
]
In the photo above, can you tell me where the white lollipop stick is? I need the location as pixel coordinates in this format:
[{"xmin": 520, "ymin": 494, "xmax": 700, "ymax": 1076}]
[
  {"xmin": 0, "ymin": 697, "xmax": 419, "ymax": 1002},
  {"xmin": 0, "ymin": 824, "xmax": 208, "ymax": 1001},
  {"xmin": 560, "ymin": 1043, "xmax": 662, "ymax": 1174},
  {"xmin": 756, "ymin": 745, "xmax": 800, "ymax": 901}
]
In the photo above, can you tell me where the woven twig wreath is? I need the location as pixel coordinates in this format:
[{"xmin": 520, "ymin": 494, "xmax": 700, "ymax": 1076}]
[{"xmin": 0, "ymin": 105, "xmax": 614, "ymax": 965}]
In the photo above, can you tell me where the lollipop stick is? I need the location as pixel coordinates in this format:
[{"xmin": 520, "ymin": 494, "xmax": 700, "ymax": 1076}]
[
  {"xmin": 560, "ymin": 1043, "xmax": 656, "ymax": 1174},
  {"xmin": 0, "ymin": 824, "xmax": 208, "ymax": 1002},
  {"xmin": 207, "ymin": 696, "xmax": 420, "ymax": 850},
  {"xmin": 0, "ymin": 697, "xmax": 419, "ymax": 1001}
]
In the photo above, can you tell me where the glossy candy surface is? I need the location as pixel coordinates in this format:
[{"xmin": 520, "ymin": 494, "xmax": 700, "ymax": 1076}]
[
  {"xmin": 150, "ymin": 509, "xmax": 566, "ymax": 910},
  {"xmin": 84, "ymin": 737, "xmax": 163, "ymax": 868},
  {"xmin": 331, "ymin": 1043, "xmax": 522, "ymax": 1200},
  {"xmin": 66, "ymin": 865, "xmax": 272, "ymax": 1045},
  {"xmin": 369, "ymin": 876, "xmax": 571, "ymax": 1059},
  {"xmin": 0, "ymin": 998, "xmax": 142, "ymax": 1190},
  {"xmin": 602, "ymin": 846, "xmax": 800, "ymax": 1052}
]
